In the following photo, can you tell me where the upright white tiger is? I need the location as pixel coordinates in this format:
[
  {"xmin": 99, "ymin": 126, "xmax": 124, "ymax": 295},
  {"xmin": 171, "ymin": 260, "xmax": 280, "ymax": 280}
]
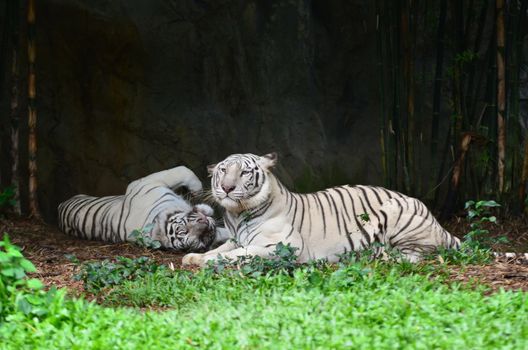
[
  {"xmin": 59, "ymin": 166, "xmax": 226, "ymax": 252},
  {"xmin": 182, "ymin": 153, "xmax": 460, "ymax": 266}
]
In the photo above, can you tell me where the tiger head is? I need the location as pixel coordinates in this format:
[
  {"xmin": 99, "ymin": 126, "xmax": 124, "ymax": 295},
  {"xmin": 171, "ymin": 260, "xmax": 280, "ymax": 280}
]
[
  {"xmin": 208, "ymin": 153, "xmax": 277, "ymax": 212},
  {"xmin": 155, "ymin": 204, "xmax": 216, "ymax": 252}
]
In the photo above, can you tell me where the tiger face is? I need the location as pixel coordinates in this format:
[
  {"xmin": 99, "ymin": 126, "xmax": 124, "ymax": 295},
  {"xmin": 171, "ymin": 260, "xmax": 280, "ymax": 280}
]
[
  {"xmin": 208, "ymin": 153, "xmax": 277, "ymax": 212},
  {"xmin": 161, "ymin": 204, "xmax": 216, "ymax": 252}
]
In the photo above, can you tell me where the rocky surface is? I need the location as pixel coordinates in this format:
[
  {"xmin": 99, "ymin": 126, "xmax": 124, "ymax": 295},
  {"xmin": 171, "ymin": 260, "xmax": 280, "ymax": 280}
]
[{"xmin": 22, "ymin": 0, "xmax": 383, "ymax": 221}]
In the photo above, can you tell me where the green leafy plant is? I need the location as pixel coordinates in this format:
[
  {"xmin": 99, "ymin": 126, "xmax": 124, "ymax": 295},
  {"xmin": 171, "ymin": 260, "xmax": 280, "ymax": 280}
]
[
  {"xmin": 358, "ymin": 212, "xmax": 370, "ymax": 222},
  {"xmin": 2, "ymin": 238, "xmax": 527, "ymax": 348},
  {"xmin": 328, "ymin": 262, "xmax": 372, "ymax": 288},
  {"xmin": 0, "ymin": 234, "xmax": 60, "ymax": 319},
  {"xmin": 206, "ymin": 242, "xmax": 300, "ymax": 277},
  {"xmin": 432, "ymin": 200, "xmax": 504, "ymax": 264},
  {"xmin": 454, "ymin": 49, "xmax": 478, "ymax": 64},
  {"xmin": 0, "ymin": 187, "xmax": 16, "ymax": 215},
  {"xmin": 128, "ymin": 224, "xmax": 161, "ymax": 250},
  {"xmin": 3, "ymin": 258, "xmax": 528, "ymax": 349},
  {"xmin": 336, "ymin": 242, "xmax": 411, "ymax": 266},
  {"xmin": 74, "ymin": 256, "xmax": 166, "ymax": 292},
  {"xmin": 464, "ymin": 200, "xmax": 505, "ymax": 249},
  {"xmin": 433, "ymin": 244, "xmax": 493, "ymax": 265},
  {"xmin": 336, "ymin": 247, "xmax": 376, "ymax": 265},
  {"xmin": 64, "ymin": 253, "xmax": 80, "ymax": 264}
]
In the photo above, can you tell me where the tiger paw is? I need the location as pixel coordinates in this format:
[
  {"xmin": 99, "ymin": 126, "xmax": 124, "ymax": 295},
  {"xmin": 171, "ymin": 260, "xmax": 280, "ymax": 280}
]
[{"xmin": 181, "ymin": 253, "xmax": 204, "ymax": 266}]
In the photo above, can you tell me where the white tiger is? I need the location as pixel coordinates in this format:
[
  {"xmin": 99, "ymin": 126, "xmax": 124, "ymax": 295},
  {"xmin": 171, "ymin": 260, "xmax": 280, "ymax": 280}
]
[
  {"xmin": 59, "ymin": 166, "xmax": 228, "ymax": 252},
  {"xmin": 182, "ymin": 153, "xmax": 461, "ymax": 266}
]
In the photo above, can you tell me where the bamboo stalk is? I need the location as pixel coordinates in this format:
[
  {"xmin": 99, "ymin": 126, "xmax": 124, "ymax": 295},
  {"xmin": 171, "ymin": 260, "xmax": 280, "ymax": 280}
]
[
  {"xmin": 451, "ymin": 133, "xmax": 473, "ymax": 193},
  {"xmin": 386, "ymin": 0, "xmax": 398, "ymax": 189},
  {"xmin": 517, "ymin": 0, "xmax": 528, "ymax": 209},
  {"xmin": 487, "ymin": 16, "xmax": 498, "ymax": 194},
  {"xmin": 496, "ymin": 0, "xmax": 506, "ymax": 194},
  {"xmin": 27, "ymin": 0, "xmax": 40, "ymax": 219},
  {"xmin": 463, "ymin": 0, "xmax": 475, "ymax": 47},
  {"xmin": 402, "ymin": 0, "xmax": 414, "ymax": 195},
  {"xmin": 521, "ymin": 140, "xmax": 528, "ymax": 212},
  {"xmin": 452, "ymin": 0, "xmax": 466, "ymax": 132},
  {"xmin": 466, "ymin": 0, "xmax": 489, "ymax": 125},
  {"xmin": 506, "ymin": 0, "xmax": 520, "ymax": 210},
  {"xmin": 10, "ymin": 0, "xmax": 21, "ymax": 215},
  {"xmin": 442, "ymin": 133, "xmax": 473, "ymax": 217},
  {"xmin": 430, "ymin": 0, "xmax": 447, "ymax": 195},
  {"xmin": 375, "ymin": 0, "xmax": 389, "ymax": 187},
  {"xmin": 417, "ymin": 0, "xmax": 429, "ymax": 197},
  {"xmin": 441, "ymin": 132, "xmax": 488, "ymax": 218},
  {"xmin": 0, "ymin": 0, "xmax": 12, "ymax": 186},
  {"xmin": 451, "ymin": 36, "xmax": 463, "ymax": 158},
  {"xmin": 392, "ymin": 0, "xmax": 402, "ymax": 190},
  {"xmin": 0, "ymin": 2, "xmax": 9, "ymax": 108}
]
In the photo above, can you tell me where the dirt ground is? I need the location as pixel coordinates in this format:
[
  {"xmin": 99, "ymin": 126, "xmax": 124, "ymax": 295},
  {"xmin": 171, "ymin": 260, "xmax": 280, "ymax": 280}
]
[
  {"xmin": 1, "ymin": 218, "xmax": 187, "ymax": 296},
  {"xmin": 2, "ymin": 217, "xmax": 528, "ymax": 295}
]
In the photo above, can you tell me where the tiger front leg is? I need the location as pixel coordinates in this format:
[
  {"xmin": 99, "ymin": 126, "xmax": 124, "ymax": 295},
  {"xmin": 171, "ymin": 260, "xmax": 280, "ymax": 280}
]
[
  {"xmin": 181, "ymin": 253, "xmax": 206, "ymax": 266},
  {"xmin": 185, "ymin": 245, "xmax": 280, "ymax": 268},
  {"xmin": 181, "ymin": 239, "xmax": 237, "ymax": 267},
  {"xmin": 183, "ymin": 222, "xmax": 304, "ymax": 267}
]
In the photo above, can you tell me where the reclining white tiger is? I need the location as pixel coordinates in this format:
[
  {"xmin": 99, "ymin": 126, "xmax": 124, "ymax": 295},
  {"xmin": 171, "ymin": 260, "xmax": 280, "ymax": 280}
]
[
  {"xmin": 182, "ymin": 152, "xmax": 462, "ymax": 266},
  {"xmin": 59, "ymin": 166, "xmax": 227, "ymax": 252}
]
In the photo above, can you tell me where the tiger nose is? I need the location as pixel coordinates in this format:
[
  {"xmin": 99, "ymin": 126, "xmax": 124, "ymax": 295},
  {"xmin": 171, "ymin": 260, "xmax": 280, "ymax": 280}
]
[{"xmin": 221, "ymin": 185, "xmax": 235, "ymax": 194}]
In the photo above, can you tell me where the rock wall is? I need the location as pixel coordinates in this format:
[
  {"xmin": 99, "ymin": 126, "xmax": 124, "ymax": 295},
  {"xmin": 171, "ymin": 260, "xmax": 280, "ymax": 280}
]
[{"xmin": 9, "ymin": 0, "xmax": 385, "ymax": 221}]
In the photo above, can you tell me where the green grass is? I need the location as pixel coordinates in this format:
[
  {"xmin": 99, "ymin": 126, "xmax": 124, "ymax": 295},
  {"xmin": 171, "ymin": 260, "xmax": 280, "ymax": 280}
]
[
  {"xmin": 1, "ymin": 259, "xmax": 527, "ymax": 349},
  {"xmin": 2, "ymin": 200, "xmax": 524, "ymax": 349}
]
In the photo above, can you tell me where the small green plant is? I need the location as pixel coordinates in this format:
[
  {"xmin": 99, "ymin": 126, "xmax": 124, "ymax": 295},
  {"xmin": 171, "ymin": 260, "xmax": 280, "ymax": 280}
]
[
  {"xmin": 0, "ymin": 234, "xmax": 58, "ymax": 319},
  {"xmin": 433, "ymin": 244, "xmax": 493, "ymax": 265},
  {"xmin": 358, "ymin": 213, "xmax": 370, "ymax": 222},
  {"xmin": 241, "ymin": 210, "xmax": 253, "ymax": 222},
  {"xmin": 228, "ymin": 237, "xmax": 242, "ymax": 248},
  {"xmin": 128, "ymin": 224, "xmax": 161, "ymax": 250},
  {"xmin": 337, "ymin": 247, "xmax": 375, "ymax": 264},
  {"xmin": 74, "ymin": 256, "xmax": 166, "ymax": 292},
  {"xmin": 454, "ymin": 49, "xmax": 478, "ymax": 64},
  {"xmin": 0, "ymin": 187, "xmax": 16, "ymax": 216},
  {"xmin": 432, "ymin": 200, "xmax": 503, "ymax": 264},
  {"xmin": 328, "ymin": 262, "xmax": 372, "ymax": 288},
  {"xmin": 64, "ymin": 253, "xmax": 80, "ymax": 264},
  {"xmin": 206, "ymin": 242, "xmax": 300, "ymax": 277},
  {"xmin": 337, "ymin": 242, "xmax": 407, "ymax": 265},
  {"xmin": 464, "ymin": 200, "xmax": 505, "ymax": 249}
]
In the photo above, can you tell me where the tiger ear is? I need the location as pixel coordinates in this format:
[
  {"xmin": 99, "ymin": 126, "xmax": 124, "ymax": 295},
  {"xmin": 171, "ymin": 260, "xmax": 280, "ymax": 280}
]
[
  {"xmin": 259, "ymin": 152, "xmax": 278, "ymax": 170},
  {"xmin": 207, "ymin": 163, "xmax": 217, "ymax": 175}
]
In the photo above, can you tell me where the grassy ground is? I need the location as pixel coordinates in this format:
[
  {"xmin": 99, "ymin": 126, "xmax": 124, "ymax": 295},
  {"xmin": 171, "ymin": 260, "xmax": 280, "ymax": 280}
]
[
  {"xmin": 1, "ymin": 256, "xmax": 528, "ymax": 349},
  {"xmin": 2, "ymin": 216, "xmax": 528, "ymax": 349}
]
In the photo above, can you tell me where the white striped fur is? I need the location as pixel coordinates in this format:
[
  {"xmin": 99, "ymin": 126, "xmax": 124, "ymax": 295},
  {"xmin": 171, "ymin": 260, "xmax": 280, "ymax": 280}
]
[
  {"xmin": 183, "ymin": 153, "xmax": 461, "ymax": 266},
  {"xmin": 58, "ymin": 166, "xmax": 220, "ymax": 252}
]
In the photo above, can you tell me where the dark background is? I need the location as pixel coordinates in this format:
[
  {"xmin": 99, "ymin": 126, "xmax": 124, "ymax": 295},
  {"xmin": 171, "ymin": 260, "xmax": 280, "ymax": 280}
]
[{"xmin": 0, "ymin": 0, "xmax": 527, "ymax": 222}]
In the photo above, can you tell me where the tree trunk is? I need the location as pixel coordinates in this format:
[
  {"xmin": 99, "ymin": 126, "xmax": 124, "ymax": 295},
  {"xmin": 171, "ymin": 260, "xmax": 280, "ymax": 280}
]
[
  {"xmin": 27, "ymin": 0, "xmax": 40, "ymax": 219},
  {"xmin": 496, "ymin": 0, "xmax": 506, "ymax": 194},
  {"xmin": 10, "ymin": 0, "xmax": 21, "ymax": 215}
]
